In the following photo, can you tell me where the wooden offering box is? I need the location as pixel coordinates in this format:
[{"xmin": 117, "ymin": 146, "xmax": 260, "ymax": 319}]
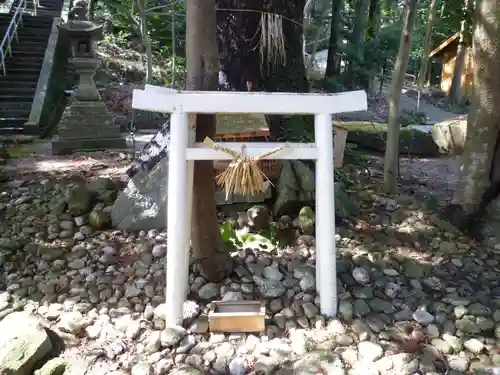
[{"xmin": 208, "ymin": 301, "xmax": 266, "ymax": 333}]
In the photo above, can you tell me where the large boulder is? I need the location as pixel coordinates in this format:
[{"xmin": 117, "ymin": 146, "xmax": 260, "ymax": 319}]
[
  {"xmin": 0, "ymin": 312, "xmax": 53, "ymax": 375},
  {"xmin": 112, "ymin": 121, "xmax": 171, "ymax": 231},
  {"xmin": 345, "ymin": 122, "xmax": 440, "ymax": 157},
  {"xmin": 35, "ymin": 357, "xmax": 90, "ymax": 375},
  {"xmin": 112, "ymin": 156, "xmax": 169, "ymax": 231},
  {"xmin": 274, "ymin": 160, "xmax": 358, "ymax": 220},
  {"xmin": 431, "ymin": 116, "xmax": 467, "ymax": 155}
]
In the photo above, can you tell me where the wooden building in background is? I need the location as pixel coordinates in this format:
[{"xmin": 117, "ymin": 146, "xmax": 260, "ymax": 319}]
[{"xmin": 429, "ymin": 32, "xmax": 473, "ymax": 98}]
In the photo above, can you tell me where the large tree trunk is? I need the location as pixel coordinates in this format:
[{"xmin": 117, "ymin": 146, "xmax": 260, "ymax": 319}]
[
  {"xmin": 447, "ymin": 0, "xmax": 474, "ymax": 103},
  {"xmin": 261, "ymin": 0, "xmax": 312, "ymax": 140},
  {"xmin": 383, "ymin": 0, "xmax": 417, "ymax": 192},
  {"xmin": 186, "ymin": 0, "xmax": 233, "ymax": 281},
  {"xmin": 453, "ymin": 0, "xmax": 500, "ymax": 243},
  {"xmin": 352, "ymin": 0, "xmax": 370, "ymax": 45},
  {"xmin": 216, "ymin": 0, "xmax": 312, "ymax": 141},
  {"xmin": 416, "ymin": 0, "xmax": 437, "ymax": 90},
  {"xmin": 325, "ymin": 0, "xmax": 344, "ymax": 77},
  {"xmin": 367, "ymin": 0, "xmax": 380, "ymax": 40}
]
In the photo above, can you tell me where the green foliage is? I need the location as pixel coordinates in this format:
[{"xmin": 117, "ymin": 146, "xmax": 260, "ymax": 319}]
[
  {"xmin": 320, "ymin": 23, "xmax": 401, "ymax": 92},
  {"xmin": 220, "ymin": 221, "xmax": 244, "ymax": 249},
  {"xmin": 96, "ymin": 0, "xmax": 186, "ymax": 59},
  {"xmin": 399, "ymin": 109, "xmax": 427, "ymax": 127},
  {"xmin": 219, "ymin": 221, "xmax": 278, "ymax": 251}
]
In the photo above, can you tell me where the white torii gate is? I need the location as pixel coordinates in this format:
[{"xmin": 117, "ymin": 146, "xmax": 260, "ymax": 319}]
[{"xmin": 132, "ymin": 85, "xmax": 367, "ymax": 325}]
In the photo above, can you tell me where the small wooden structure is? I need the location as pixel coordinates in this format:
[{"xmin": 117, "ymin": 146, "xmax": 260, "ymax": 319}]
[
  {"xmin": 429, "ymin": 32, "xmax": 473, "ymax": 98},
  {"xmin": 132, "ymin": 84, "xmax": 367, "ymax": 325},
  {"xmin": 208, "ymin": 301, "xmax": 266, "ymax": 333}
]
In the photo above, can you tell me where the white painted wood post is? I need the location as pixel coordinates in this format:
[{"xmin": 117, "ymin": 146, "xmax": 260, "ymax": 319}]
[
  {"xmin": 315, "ymin": 113, "xmax": 337, "ymax": 317},
  {"xmin": 165, "ymin": 111, "xmax": 191, "ymax": 325},
  {"xmin": 183, "ymin": 116, "xmax": 196, "ymax": 302}
]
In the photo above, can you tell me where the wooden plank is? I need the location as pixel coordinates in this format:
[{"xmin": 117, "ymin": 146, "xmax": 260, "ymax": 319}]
[
  {"xmin": 208, "ymin": 301, "xmax": 266, "ymax": 333},
  {"xmin": 429, "ymin": 32, "xmax": 460, "ymax": 58},
  {"xmin": 185, "ymin": 142, "xmax": 318, "ymax": 160}
]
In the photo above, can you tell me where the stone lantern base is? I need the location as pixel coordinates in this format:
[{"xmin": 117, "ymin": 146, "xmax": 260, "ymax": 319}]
[{"xmin": 52, "ymin": 100, "xmax": 126, "ymax": 155}]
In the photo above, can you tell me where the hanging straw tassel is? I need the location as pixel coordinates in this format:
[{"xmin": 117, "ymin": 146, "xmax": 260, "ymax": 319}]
[{"xmin": 203, "ymin": 137, "xmax": 285, "ymax": 199}]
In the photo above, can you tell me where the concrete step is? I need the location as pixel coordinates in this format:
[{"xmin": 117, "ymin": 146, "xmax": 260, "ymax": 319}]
[
  {"xmin": 0, "ymin": 94, "xmax": 35, "ymax": 102},
  {"xmin": 11, "ymin": 41, "xmax": 48, "ymax": 50},
  {"xmin": 0, "ymin": 15, "xmax": 53, "ymax": 27},
  {"xmin": 14, "ymin": 40, "xmax": 50, "ymax": 49},
  {"xmin": 0, "ymin": 75, "xmax": 39, "ymax": 83},
  {"xmin": 7, "ymin": 56, "xmax": 44, "ymax": 64},
  {"xmin": 5, "ymin": 59, "xmax": 43, "ymax": 69},
  {"xmin": 8, "ymin": 48, "xmax": 46, "ymax": 56},
  {"xmin": 0, "ymin": 118, "xmax": 28, "ymax": 133},
  {"xmin": 0, "ymin": 109, "xmax": 32, "ymax": 119},
  {"xmin": 17, "ymin": 29, "xmax": 52, "ymax": 38},
  {"xmin": 0, "ymin": 87, "xmax": 36, "ymax": 96},
  {"xmin": 0, "ymin": 101, "xmax": 32, "ymax": 109},
  {"xmin": 2, "ymin": 67, "xmax": 42, "ymax": 75}
]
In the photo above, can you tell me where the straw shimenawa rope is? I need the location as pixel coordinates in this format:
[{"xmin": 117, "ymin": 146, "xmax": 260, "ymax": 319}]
[{"xmin": 203, "ymin": 137, "xmax": 285, "ymax": 199}]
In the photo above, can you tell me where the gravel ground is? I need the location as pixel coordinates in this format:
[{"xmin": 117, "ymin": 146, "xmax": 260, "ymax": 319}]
[{"xmin": 1, "ymin": 150, "xmax": 499, "ymax": 375}]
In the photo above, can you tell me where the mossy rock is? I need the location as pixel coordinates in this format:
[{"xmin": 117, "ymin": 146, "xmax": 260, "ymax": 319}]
[
  {"xmin": 88, "ymin": 210, "xmax": 111, "ymax": 230},
  {"xmin": 66, "ymin": 185, "xmax": 92, "ymax": 215},
  {"xmin": 341, "ymin": 121, "xmax": 440, "ymax": 157}
]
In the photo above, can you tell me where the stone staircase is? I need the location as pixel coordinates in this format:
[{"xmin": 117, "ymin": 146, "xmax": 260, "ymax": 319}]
[
  {"xmin": 10, "ymin": 0, "xmax": 64, "ymax": 18},
  {"xmin": 0, "ymin": 0, "xmax": 65, "ymax": 134}
]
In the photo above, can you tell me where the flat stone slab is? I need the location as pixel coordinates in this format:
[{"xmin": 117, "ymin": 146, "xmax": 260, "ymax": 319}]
[{"xmin": 52, "ymin": 137, "xmax": 127, "ymax": 155}]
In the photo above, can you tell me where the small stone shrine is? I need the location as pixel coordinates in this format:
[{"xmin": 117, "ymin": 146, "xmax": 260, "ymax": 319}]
[{"xmin": 52, "ymin": 13, "xmax": 125, "ymax": 155}]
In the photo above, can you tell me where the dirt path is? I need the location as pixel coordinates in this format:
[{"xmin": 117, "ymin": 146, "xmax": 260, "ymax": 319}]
[{"xmin": 399, "ymin": 89, "xmax": 457, "ymax": 123}]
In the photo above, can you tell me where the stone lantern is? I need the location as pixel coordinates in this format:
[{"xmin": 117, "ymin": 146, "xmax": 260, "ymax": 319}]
[{"xmin": 52, "ymin": 18, "xmax": 126, "ymax": 155}]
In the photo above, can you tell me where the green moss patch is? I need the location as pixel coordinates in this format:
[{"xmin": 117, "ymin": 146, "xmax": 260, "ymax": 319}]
[{"xmin": 339, "ymin": 121, "xmax": 440, "ymax": 157}]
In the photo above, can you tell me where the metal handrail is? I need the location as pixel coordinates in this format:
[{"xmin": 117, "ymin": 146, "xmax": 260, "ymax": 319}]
[{"xmin": 0, "ymin": 0, "xmax": 27, "ymax": 75}]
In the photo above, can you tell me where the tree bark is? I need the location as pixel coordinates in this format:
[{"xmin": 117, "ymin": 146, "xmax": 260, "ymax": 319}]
[
  {"xmin": 186, "ymin": 0, "xmax": 233, "ymax": 281},
  {"xmin": 416, "ymin": 0, "xmax": 437, "ymax": 90},
  {"xmin": 304, "ymin": 0, "xmax": 330, "ymax": 73},
  {"xmin": 447, "ymin": 0, "xmax": 474, "ymax": 103},
  {"xmin": 136, "ymin": 0, "xmax": 153, "ymax": 84},
  {"xmin": 352, "ymin": 0, "xmax": 370, "ymax": 51},
  {"xmin": 261, "ymin": 0, "xmax": 312, "ymax": 141},
  {"xmin": 367, "ymin": 0, "xmax": 380, "ymax": 40},
  {"xmin": 453, "ymin": 0, "xmax": 500, "ymax": 242},
  {"xmin": 383, "ymin": 0, "xmax": 418, "ymax": 192},
  {"xmin": 303, "ymin": 0, "xmax": 314, "ymax": 64},
  {"xmin": 215, "ymin": 0, "xmax": 312, "ymax": 140},
  {"xmin": 325, "ymin": 0, "xmax": 344, "ymax": 77}
]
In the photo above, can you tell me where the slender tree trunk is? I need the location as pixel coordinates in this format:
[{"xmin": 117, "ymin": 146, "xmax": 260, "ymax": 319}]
[
  {"xmin": 186, "ymin": 0, "xmax": 233, "ymax": 281},
  {"xmin": 352, "ymin": 0, "xmax": 370, "ymax": 51},
  {"xmin": 305, "ymin": 0, "xmax": 330, "ymax": 73},
  {"xmin": 447, "ymin": 0, "xmax": 474, "ymax": 103},
  {"xmin": 136, "ymin": 0, "xmax": 153, "ymax": 84},
  {"xmin": 88, "ymin": 0, "xmax": 97, "ymax": 20},
  {"xmin": 453, "ymin": 0, "xmax": 500, "ymax": 242},
  {"xmin": 440, "ymin": 0, "xmax": 446, "ymax": 17},
  {"xmin": 416, "ymin": 0, "xmax": 437, "ymax": 90},
  {"xmin": 448, "ymin": 42, "xmax": 467, "ymax": 102},
  {"xmin": 347, "ymin": 0, "xmax": 370, "ymax": 86},
  {"xmin": 325, "ymin": 0, "xmax": 344, "ymax": 77},
  {"xmin": 383, "ymin": 0, "xmax": 418, "ymax": 192},
  {"xmin": 367, "ymin": 0, "xmax": 380, "ymax": 40},
  {"xmin": 303, "ymin": 0, "xmax": 314, "ymax": 65}
]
